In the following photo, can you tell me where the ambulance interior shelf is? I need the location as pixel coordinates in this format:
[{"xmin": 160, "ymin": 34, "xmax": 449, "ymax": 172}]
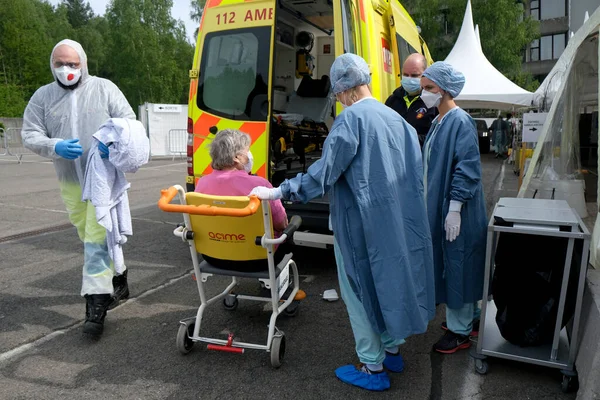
[{"xmin": 271, "ymin": 75, "xmax": 333, "ymax": 179}]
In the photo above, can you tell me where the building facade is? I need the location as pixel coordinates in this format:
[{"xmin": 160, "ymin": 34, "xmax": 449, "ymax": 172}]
[{"xmin": 524, "ymin": 0, "xmax": 600, "ymax": 81}]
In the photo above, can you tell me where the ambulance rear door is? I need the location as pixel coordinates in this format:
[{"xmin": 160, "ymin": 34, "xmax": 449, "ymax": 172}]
[
  {"xmin": 190, "ymin": 0, "xmax": 277, "ymax": 181},
  {"xmin": 388, "ymin": 0, "xmax": 422, "ymax": 87}
]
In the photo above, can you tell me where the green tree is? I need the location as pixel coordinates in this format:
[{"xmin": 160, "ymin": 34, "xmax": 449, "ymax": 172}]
[
  {"xmin": 190, "ymin": 0, "xmax": 207, "ymax": 41},
  {"xmin": 0, "ymin": 84, "xmax": 28, "ymax": 117},
  {"xmin": 61, "ymin": 0, "xmax": 94, "ymax": 29},
  {"xmin": 67, "ymin": 16, "xmax": 109, "ymax": 77},
  {"xmin": 105, "ymin": 0, "xmax": 194, "ymax": 108},
  {"xmin": 403, "ymin": 0, "xmax": 540, "ymax": 89},
  {"xmin": 0, "ymin": 0, "xmax": 72, "ymax": 116},
  {"xmin": 0, "ymin": 0, "xmax": 194, "ymax": 117}
]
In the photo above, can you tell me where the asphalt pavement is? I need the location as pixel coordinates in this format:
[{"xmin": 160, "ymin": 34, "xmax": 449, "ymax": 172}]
[{"xmin": 0, "ymin": 153, "xmax": 576, "ymax": 399}]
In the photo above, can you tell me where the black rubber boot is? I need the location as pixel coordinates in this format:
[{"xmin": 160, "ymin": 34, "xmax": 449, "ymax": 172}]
[
  {"xmin": 83, "ymin": 294, "xmax": 112, "ymax": 337},
  {"xmin": 108, "ymin": 270, "xmax": 130, "ymax": 310}
]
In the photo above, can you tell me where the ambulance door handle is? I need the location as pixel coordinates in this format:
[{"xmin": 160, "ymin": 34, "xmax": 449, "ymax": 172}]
[{"xmin": 209, "ymin": 126, "xmax": 218, "ymax": 135}]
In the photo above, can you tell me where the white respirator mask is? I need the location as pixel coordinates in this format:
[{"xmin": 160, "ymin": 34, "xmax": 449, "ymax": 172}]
[
  {"xmin": 54, "ymin": 66, "xmax": 82, "ymax": 87},
  {"xmin": 421, "ymin": 89, "xmax": 443, "ymax": 109},
  {"xmin": 244, "ymin": 150, "xmax": 254, "ymax": 173}
]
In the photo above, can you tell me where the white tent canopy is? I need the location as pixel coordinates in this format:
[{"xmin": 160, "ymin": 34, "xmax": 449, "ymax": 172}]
[{"xmin": 444, "ymin": 0, "xmax": 534, "ymax": 110}]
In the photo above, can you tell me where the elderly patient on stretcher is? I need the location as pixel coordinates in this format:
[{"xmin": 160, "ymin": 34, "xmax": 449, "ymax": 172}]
[{"xmin": 194, "ymin": 128, "xmax": 290, "ymax": 271}]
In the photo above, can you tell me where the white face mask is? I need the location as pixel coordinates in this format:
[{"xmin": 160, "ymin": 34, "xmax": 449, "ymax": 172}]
[
  {"xmin": 244, "ymin": 150, "xmax": 253, "ymax": 173},
  {"xmin": 421, "ymin": 89, "xmax": 443, "ymax": 109},
  {"xmin": 54, "ymin": 66, "xmax": 81, "ymax": 86},
  {"xmin": 336, "ymin": 93, "xmax": 350, "ymax": 109},
  {"xmin": 401, "ymin": 76, "xmax": 422, "ymax": 94}
]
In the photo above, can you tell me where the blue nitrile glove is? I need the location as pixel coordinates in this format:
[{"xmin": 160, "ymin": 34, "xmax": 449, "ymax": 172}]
[
  {"xmin": 55, "ymin": 139, "xmax": 83, "ymax": 160},
  {"xmin": 98, "ymin": 141, "xmax": 110, "ymax": 159}
]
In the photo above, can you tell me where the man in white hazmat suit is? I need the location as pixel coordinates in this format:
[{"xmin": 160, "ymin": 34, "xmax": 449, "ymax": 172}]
[{"xmin": 21, "ymin": 39, "xmax": 136, "ymax": 337}]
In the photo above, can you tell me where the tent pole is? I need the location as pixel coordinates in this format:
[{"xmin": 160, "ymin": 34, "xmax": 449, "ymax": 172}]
[{"xmin": 518, "ymin": 142, "xmax": 527, "ymax": 190}]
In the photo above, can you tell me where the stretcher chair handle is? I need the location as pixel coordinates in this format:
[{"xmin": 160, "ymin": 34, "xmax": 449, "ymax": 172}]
[
  {"xmin": 158, "ymin": 186, "xmax": 261, "ymax": 217},
  {"xmin": 282, "ymin": 215, "xmax": 302, "ymax": 239},
  {"xmin": 254, "ymin": 215, "xmax": 303, "ymax": 246}
]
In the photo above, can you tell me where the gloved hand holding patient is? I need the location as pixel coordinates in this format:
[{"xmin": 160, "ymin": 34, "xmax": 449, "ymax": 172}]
[{"xmin": 250, "ymin": 186, "xmax": 282, "ymax": 200}]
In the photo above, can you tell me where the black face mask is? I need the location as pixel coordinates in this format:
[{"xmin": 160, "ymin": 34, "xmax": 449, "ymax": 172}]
[{"xmin": 56, "ymin": 78, "xmax": 81, "ymax": 91}]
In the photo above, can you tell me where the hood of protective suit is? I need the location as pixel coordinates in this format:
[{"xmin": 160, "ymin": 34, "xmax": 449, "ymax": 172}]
[{"xmin": 50, "ymin": 39, "xmax": 90, "ymax": 85}]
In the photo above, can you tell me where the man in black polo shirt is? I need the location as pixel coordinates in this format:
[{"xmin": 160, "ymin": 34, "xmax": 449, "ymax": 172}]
[{"xmin": 385, "ymin": 53, "xmax": 437, "ymax": 148}]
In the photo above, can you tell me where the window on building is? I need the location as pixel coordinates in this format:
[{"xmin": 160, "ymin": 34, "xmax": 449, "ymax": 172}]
[
  {"xmin": 539, "ymin": 0, "xmax": 567, "ymax": 20},
  {"xmin": 532, "ymin": 33, "xmax": 566, "ymax": 61},
  {"xmin": 530, "ymin": 39, "xmax": 540, "ymax": 61},
  {"xmin": 553, "ymin": 33, "xmax": 566, "ymax": 58},
  {"xmin": 540, "ymin": 35, "xmax": 553, "ymax": 60},
  {"xmin": 530, "ymin": 0, "xmax": 539, "ymax": 20}
]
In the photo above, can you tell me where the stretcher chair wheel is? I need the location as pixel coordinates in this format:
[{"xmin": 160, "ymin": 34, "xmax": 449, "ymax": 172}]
[
  {"xmin": 270, "ymin": 332, "xmax": 286, "ymax": 368},
  {"xmin": 561, "ymin": 374, "xmax": 578, "ymax": 393},
  {"xmin": 176, "ymin": 323, "xmax": 195, "ymax": 354},
  {"xmin": 283, "ymin": 300, "xmax": 300, "ymax": 317},
  {"xmin": 223, "ymin": 295, "xmax": 238, "ymax": 311},
  {"xmin": 474, "ymin": 359, "xmax": 488, "ymax": 375}
]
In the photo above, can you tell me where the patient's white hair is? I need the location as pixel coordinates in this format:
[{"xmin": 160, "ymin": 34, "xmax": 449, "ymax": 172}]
[{"xmin": 209, "ymin": 129, "xmax": 251, "ymax": 170}]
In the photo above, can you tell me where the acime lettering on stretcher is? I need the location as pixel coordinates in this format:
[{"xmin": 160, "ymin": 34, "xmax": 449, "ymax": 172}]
[{"xmin": 186, "ymin": 0, "xmax": 433, "ymax": 246}]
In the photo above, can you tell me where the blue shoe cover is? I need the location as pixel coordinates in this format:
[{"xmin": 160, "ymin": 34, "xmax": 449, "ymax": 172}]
[
  {"xmin": 383, "ymin": 352, "xmax": 404, "ymax": 373},
  {"xmin": 335, "ymin": 364, "xmax": 390, "ymax": 391}
]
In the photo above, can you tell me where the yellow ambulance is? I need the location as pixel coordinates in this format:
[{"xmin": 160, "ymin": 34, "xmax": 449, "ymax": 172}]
[{"xmin": 186, "ymin": 0, "xmax": 432, "ymax": 247}]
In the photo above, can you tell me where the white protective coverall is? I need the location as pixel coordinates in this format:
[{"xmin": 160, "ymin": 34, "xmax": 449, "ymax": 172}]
[{"xmin": 21, "ymin": 39, "xmax": 136, "ymax": 296}]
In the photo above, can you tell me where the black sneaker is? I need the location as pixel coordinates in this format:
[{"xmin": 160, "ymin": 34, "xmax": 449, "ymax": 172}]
[
  {"xmin": 441, "ymin": 319, "xmax": 480, "ymax": 337},
  {"xmin": 83, "ymin": 294, "xmax": 112, "ymax": 337},
  {"xmin": 433, "ymin": 330, "xmax": 471, "ymax": 354},
  {"xmin": 108, "ymin": 270, "xmax": 130, "ymax": 310}
]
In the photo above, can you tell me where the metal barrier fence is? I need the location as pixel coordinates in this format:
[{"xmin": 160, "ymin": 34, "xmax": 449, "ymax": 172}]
[
  {"xmin": 0, "ymin": 128, "xmax": 7, "ymax": 156},
  {"xmin": 0, "ymin": 127, "xmax": 35, "ymax": 163},
  {"xmin": 168, "ymin": 129, "xmax": 188, "ymax": 161}
]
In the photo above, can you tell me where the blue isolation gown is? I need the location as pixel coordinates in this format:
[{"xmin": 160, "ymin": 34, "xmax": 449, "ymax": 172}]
[
  {"xmin": 280, "ymin": 98, "xmax": 435, "ymax": 340},
  {"xmin": 423, "ymin": 107, "xmax": 487, "ymax": 308}
]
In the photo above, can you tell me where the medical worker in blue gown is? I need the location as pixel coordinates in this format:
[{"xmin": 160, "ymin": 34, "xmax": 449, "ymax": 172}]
[
  {"xmin": 250, "ymin": 53, "xmax": 435, "ymax": 391},
  {"xmin": 419, "ymin": 62, "xmax": 487, "ymax": 354}
]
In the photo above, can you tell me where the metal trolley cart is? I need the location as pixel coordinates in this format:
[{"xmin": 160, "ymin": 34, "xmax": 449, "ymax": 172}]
[{"xmin": 471, "ymin": 198, "xmax": 590, "ymax": 393}]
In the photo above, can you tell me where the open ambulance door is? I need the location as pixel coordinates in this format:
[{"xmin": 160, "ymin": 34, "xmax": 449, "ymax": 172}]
[
  {"xmin": 388, "ymin": 0, "xmax": 423, "ymax": 87},
  {"xmin": 331, "ymin": 0, "xmax": 363, "ymax": 114},
  {"xmin": 421, "ymin": 39, "xmax": 434, "ymax": 65},
  {"xmin": 189, "ymin": 0, "xmax": 277, "ymax": 181}
]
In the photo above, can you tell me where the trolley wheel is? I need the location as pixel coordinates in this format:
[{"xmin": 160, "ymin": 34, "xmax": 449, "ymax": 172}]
[
  {"xmin": 283, "ymin": 301, "xmax": 300, "ymax": 317},
  {"xmin": 475, "ymin": 359, "xmax": 488, "ymax": 375},
  {"xmin": 270, "ymin": 332, "xmax": 286, "ymax": 368},
  {"xmin": 223, "ymin": 295, "xmax": 238, "ymax": 311},
  {"xmin": 561, "ymin": 374, "xmax": 578, "ymax": 393},
  {"xmin": 176, "ymin": 323, "xmax": 195, "ymax": 354}
]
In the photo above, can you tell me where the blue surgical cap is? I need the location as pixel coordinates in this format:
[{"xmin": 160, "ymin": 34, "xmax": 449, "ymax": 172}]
[
  {"xmin": 330, "ymin": 53, "xmax": 371, "ymax": 94},
  {"xmin": 422, "ymin": 61, "xmax": 465, "ymax": 98}
]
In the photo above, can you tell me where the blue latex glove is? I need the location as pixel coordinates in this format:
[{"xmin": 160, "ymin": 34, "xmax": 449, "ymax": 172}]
[
  {"xmin": 98, "ymin": 141, "xmax": 110, "ymax": 159},
  {"xmin": 55, "ymin": 139, "xmax": 83, "ymax": 160}
]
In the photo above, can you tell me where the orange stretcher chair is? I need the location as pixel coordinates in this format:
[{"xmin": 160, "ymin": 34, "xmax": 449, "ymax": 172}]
[{"xmin": 158, "ymin": 185, "xmax": 305, "ymax": 368}]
